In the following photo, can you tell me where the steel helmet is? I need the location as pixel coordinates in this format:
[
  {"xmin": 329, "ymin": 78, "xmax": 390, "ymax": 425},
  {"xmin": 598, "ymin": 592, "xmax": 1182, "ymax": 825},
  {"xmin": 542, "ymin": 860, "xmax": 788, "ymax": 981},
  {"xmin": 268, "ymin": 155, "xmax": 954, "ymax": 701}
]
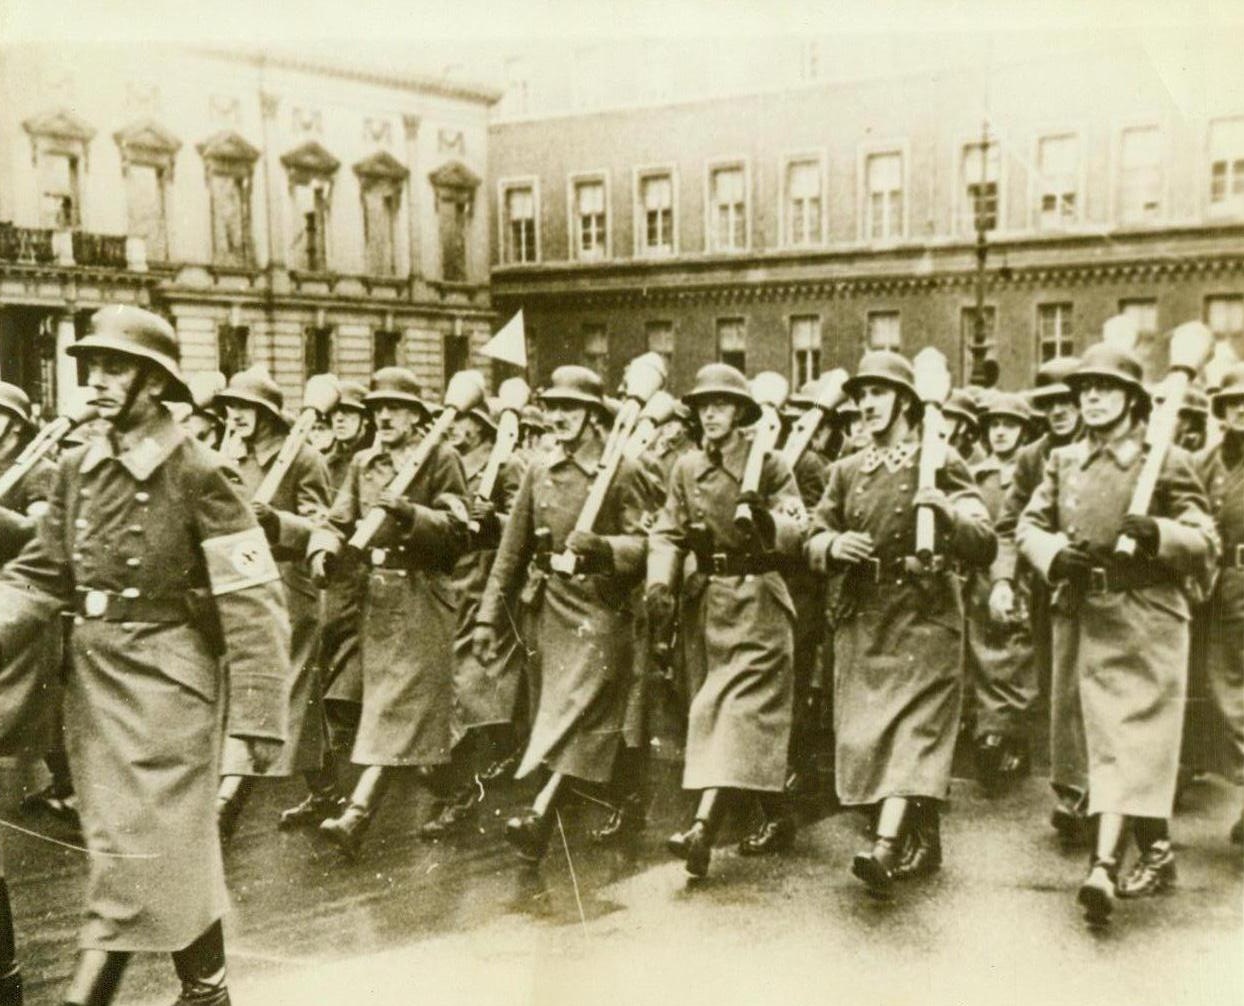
[
  {"xmin": 682, "ymin": 363, "xmax": 761, "ymax": 426},
  {"xmin": 1066, "ymin": 343, "xmax": 1148, "ymax": 401},
  {"xmin": 942, "ymin": 388, "xmax": 980, "ymax": 430},
  {"xmin": 539, "ymin": 365, "xmax": 608, "ymax": 412},
  {"xmin": 1211, "ymin": 363, "xmax": 1244, "ymax": 418},
  {"xmin": 332, "ymin": 380, "xmax": 369, "ymax": 414},
  {"xmin": 981, "ymin": 390, "xmax": 1034, "ymax": 426},
  {"xmin": 1029, "ymin": 356, "xmax": 1081, "ymax": 402},
  {"xmin": 66, "ymin": 304, "xmax": 191, "ymax": 402},
  {"xmin": 0, "ymin": 381, "xmax": 34, "ymax": 428},
  {"xmin": 364, "ymin": 367, "xmax": 430, "ymax": 414},
  {"xmin": 842, "ymin": 351, "xmax": 917, "ymax": 402},
  {"xmin": 216, "ymin": 366, "xmax": 288, "ymax": 427}
]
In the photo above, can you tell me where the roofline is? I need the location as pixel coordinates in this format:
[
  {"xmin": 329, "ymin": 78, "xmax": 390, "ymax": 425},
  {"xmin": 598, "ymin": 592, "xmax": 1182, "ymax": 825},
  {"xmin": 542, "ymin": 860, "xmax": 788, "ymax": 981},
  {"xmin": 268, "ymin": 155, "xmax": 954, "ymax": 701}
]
[{"xmin": 194, "ymin": 46, "xmax": 502, "ymax": 105}]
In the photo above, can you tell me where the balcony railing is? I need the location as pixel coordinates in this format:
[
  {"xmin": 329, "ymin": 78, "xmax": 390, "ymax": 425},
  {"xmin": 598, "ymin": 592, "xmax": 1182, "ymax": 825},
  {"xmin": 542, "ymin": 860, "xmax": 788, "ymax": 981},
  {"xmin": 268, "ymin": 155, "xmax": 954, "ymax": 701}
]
[
  {"xmin": 0, "ymin": 222, "xmax": 146, "ymax": 271},
  {"xmin": 0, "ymin": 222, "xmax": 55, "ymax": 264}
]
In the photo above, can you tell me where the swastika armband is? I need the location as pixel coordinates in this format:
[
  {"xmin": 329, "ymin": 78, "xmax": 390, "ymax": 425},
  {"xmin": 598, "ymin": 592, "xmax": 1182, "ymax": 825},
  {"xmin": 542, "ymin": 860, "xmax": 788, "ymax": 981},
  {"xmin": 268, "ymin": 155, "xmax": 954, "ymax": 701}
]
[{"xmin": 201, "ymin": 527, "xmax": 281, "ymax": 596}]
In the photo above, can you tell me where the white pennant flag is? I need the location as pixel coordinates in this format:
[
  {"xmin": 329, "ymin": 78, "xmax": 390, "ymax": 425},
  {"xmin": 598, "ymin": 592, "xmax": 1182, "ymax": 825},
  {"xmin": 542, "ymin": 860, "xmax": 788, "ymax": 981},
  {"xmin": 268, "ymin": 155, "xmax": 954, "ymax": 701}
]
[{"xmin": 480, "ymin": 310, "xmax": 527, "ymax": 369}]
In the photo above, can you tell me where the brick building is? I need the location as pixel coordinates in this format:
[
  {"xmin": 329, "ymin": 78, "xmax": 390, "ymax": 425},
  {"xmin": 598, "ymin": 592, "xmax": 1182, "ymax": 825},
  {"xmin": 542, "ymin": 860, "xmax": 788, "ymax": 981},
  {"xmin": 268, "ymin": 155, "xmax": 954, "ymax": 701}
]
[
  {"xmin": 0, "ymin": 44, "xmax": 499, "ymax": 416},
  {"xmin": 488, "ymin": 40, "xmax": 1244, "ymax": 391}
]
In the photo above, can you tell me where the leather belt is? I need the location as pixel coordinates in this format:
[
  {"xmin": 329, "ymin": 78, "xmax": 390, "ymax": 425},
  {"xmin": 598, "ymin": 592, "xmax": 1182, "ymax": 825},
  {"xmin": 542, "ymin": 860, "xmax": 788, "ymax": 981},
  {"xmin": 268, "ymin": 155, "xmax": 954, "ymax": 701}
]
[
  {"xmin": 1084, "ymin": 562, "xmax": 1173, "ymax": 595},
  {"xmin": 693, "ymin": 551, "xmax": 780, "ymax": 576},
  {"xmin": 366, "ymin": 547, "xmax": 410, "ymax": 571},
  {"xmin": 73, "ymin": 588, "xmax": 189, "ymax": 623},
  {"xmin": 845, "ymin": 554, "xmax": 954, "ymax": 585},
  {"xmin": 1220, "ymin": 543, "xmax": 1244, "ymax": 570}
]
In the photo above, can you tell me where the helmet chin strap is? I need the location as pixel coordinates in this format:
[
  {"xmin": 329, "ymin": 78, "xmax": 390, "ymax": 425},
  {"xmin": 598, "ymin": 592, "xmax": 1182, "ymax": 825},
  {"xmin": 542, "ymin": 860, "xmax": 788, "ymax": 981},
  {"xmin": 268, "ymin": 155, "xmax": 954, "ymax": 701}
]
[{"xmin": 111, "ymin": 366, "xmax": 151, "ymax": 432}]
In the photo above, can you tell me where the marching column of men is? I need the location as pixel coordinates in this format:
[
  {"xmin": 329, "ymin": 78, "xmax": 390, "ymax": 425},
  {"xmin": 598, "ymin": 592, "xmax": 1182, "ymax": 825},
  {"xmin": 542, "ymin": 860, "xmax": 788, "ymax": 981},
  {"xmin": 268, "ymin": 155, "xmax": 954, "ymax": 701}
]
[{"xmin": 0, "ymin": 304, "xmax": 1242, "ymax": 1003}]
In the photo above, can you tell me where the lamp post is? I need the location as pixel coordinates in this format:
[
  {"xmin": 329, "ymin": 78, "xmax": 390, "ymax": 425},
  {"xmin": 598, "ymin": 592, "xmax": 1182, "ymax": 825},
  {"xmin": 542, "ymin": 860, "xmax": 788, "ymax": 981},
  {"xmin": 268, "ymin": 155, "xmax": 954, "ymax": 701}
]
[{"xmin": 968, "ymin": 119, "xmax": 998, "ymax": 387}]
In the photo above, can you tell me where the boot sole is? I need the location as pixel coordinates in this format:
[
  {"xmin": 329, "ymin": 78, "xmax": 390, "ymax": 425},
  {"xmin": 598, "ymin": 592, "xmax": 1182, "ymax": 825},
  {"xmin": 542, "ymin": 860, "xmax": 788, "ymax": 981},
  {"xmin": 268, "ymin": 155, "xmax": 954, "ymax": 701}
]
[{"xmin": 320, "ymin": 826, "xmax": 361, "ymax": 861}]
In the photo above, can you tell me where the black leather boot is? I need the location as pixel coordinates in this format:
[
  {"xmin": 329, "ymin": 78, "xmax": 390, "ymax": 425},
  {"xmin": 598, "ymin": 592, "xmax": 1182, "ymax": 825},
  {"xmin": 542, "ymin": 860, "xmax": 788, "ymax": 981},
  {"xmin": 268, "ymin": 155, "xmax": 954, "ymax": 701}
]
[
  {"xmin": 504, "ymin": 808, "xmax": 553, "ymax": 863},
  {"xmin": 278, "ymin": 791, "xmax": 344, "ymax": 830},
  {"xmin": 62, "ymin": 949, "xmax": 130, "ymax": 1006},
  {"xmin": 667, "ymin": 820, "xmax": 713, "ymax": 878},
  {"xmin": 1077, "ymin": 858, "xmax": 1118, "ymax": 925},
  {"xmin": 738, "ymin": 794, "xmax": 796, "ymax": 856},
  {"xmin": 420, "ymin": 786, "xmax": 481, "ymax": 841},
  {"xmin": 851, "ymin": 835, "xmax": 904, "ymax": 898},
  {"xmin": 170, "ymin": 921, "xmax": 229, "ymax": 1005},
  {"xmin": 591, "ymin": 792, "xmax": 646, "ymax": 845},
  {"xmin": 319, "ymin": 802, "xmax": 373, "ymax": 861},
  {"xmin": 893, "ymin": 800, "xmax": 942, "ymax": 880}
]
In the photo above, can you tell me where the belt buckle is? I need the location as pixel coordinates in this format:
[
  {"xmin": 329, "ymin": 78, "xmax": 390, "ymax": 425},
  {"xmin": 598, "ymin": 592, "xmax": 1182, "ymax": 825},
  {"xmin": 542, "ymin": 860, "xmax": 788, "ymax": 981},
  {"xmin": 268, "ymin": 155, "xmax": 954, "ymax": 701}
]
[
  {"xmin": 1088, "ymin": 566, "xmax": 1109, "ymax": 595},
  {"xmin": 83, "ymin": 589, "xmax": 108, "ymax": 618},
  {"xmin": 369, "ymin": 547, "xmax": 388, "ymax": 567},
  {"xmin": 710, "ymin": 553, "xmax": 729, "ymax": 575},
  {"xmin": 549, "ymin": 550, "xmax": 579, "ymax": 576}
]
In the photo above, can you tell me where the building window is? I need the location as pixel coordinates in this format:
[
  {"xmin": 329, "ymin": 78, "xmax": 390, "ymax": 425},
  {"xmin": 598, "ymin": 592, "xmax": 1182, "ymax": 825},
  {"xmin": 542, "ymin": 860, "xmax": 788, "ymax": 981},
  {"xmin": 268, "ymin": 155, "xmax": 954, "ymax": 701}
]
[
  {"xmin": 573, "ymin": 178, "xmax": 607, "ymax": 260},
  {"xmin": 282, "ymin": 141, "xmax": 340, "ymax": 273},
  {"xmin": 444, "ymin": 331, "xmax": 470, "ymax": 378},
  {"xmin": 1037, "ymin": 303, "xmax": 1075, "ymax": 363},
  {"xmin": 355, "ymin": 151, "xmax": 408, "ymax": 279},
  {"xmin": 582, "ymin": 323, "xmax": 608, "ymax": 375},
  {"xmin": 429, "ymin": 160, "xmax": 479, "ymax": 283},
  {"xmin": 790, "ymin": 315, "xmax": 821, "ymax": 387},
  {"xmin": 865, "ymin": 151, "xmax": 903, "ymax": 241},
  {"xmin": 960, "ymin": 306, "xmax": 997, "ymax": 380},
  {"xmin": 1118, "ymin": 125, "xmax": 1163, "ymax": 223},
  {"xmin": 646, "ymin": 320, "xmax": 674, "ymax": 371},
  {"xmin": 208, "ymin": 173, "xmax": 252, "ymax": 267},
  {"xmin": 292, "ymin": 179, "xmax": 331, "ymax": 272},
  {"xmin": 39, "ymin": 153, "xmax": 81, "ymax": 229},
  {"xmin": 1036, "ymin": 134, "xmax": 1079, "ymax": 229},
  {"xmin": 785, "ymin": 158, "xmax": 822, "ymax": 246},
  {"xmin": 639, "ymin": 171, "xmax": 674, "ymax": 256},
  {"xmin": 960, "ymin": 140, "xmax": 1000, "ymax": 233},
  {"xmin": 502, "ymin": 184, "xmax": 537, "ymax": 264},
  {"xmin": 1119, "ymin": 298, "xmax": 1158, "ymax": 337},
  {"xmin": 716, "ymin": 318, "xmax": 747, "ymax": 372},
  {"xmin": 217, "ymin": 324, "xmax": 249, "ymax": 379},
  {"xmin": 708, "ymin": 165, "xmax": 746, "ymax": 252},
  {"xmin": 123, "ymin": 164, "xmax": 168, "ymax": 260},
  {"xmin": 866, "ymin": 310, "xmax": 901, "ymax": 351},
  {"xmin": 304, "ymin": 326, "xmax": 334, "ymax": 377},
  {"xmin": 1209, "ymin": 117, "xmax": 1244, "ymax": 217},
  {"xmin": 1206, "ymin": 295, "xmax": 1244, "ymax": 341},
  {"xmin": 373, "ymin": 329, "xmax": 401, "ymax": 370}
]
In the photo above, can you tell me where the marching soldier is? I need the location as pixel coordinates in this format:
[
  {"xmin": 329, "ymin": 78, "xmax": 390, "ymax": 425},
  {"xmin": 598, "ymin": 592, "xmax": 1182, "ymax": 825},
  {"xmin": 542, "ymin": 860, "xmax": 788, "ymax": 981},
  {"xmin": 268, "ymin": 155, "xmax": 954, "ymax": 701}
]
[
  {"xmin": 967, "ymin": 391, "xmax": 1038, "ymax": 792},
  {"xmin": 1197, "ymin": 363, "xmax": 1244, "ymax": 845},
  {"xmin": 1017, "ymin": 341, "xmax": 1217, "ymax": 924},
  {"xmin": 944, "ymin": 388, "xmax": 985, "ymax": 465},
  {"xmin": 308, "ymin": 380, "xmax": 372, "ymax": 799},
  {"xmin": 650, "ymin": 364, "xmax": 806, "ymax": 877},
  {"xmin": 474, "ymin": 366, "xmax": 649, "ymax": 863},
  {"xmin": 420, "ymin": 398, "xmax": 527, "ymax": 839},
  {"xmin": 309, "ymin": 367, "xmax": 468, "ymax": 860},
  {"xmin": 0, "ymin": 305, "xmax": 289, "ymax": 1006},
  {"xmin": 214, "ymin": 368, "xmax": 334, "ymax": 836},
  {"xmin": 991, "ymin": 356, "xmax": 1087, "ymax": 841},
  {"xmin": 805, "ymin": 351, "xmax": 996, "ymax": 898},
  {"xmin": 182, "ymin": 372, "xmax": 227, "ymax": 450}
]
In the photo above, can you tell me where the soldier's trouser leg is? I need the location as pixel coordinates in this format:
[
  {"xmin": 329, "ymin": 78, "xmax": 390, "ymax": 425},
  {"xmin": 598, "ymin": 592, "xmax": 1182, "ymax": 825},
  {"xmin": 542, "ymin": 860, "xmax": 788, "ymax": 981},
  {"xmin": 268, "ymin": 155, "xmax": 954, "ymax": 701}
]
[
  {"xmin": 45, "ymin": 750, "xmax": 74, "ymax": 799},
  {"xmin": 170, "ymin": 919, "xmax": 228, "ymax": 1005},
  {"xmin": 62, "ymin": 949, "xmax": 130, "ymax": 1006},
  {"xmin": 215, "ymin": 776, "xmax": 255, "ymax": 840},
  {"xmin": 592, "ymin": 745, "xmax": 648, "ymax": 843},
  {"xmin": 1050, "ymin": 617, "xmax": 1089, "ymax": 800},
  {"xmin": 0, "ymin": 879, "xmax": 20, "ymax": 1006}
]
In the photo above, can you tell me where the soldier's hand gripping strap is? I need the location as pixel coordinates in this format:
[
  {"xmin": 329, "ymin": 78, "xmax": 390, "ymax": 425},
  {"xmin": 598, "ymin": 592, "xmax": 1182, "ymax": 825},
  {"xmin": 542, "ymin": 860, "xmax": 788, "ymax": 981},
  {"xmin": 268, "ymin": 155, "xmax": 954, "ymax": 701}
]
[{"xmin": 201, "ymin": 526, "xmax": 282, "ymax": 595}]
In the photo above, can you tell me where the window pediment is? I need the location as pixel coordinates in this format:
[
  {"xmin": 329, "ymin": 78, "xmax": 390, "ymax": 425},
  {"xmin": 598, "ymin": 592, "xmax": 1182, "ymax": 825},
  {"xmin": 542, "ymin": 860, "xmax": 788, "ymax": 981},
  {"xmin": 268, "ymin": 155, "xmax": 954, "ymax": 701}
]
[
  {"xmin": 197, "ymin": 130, "xmax": 260, "ymax": 168},
  {"xmin": 354, "ymin": 150, "xmax": 409, "ymax": 183},
  {"xmin": 428, "ymin": 159, "xmax": 481, "ymax": 193},
  {"xmin": 23, "ymin": 108, "xmax": 96, "ymax": 144},
  {"xmin": 281, "ymin": 140, "xmax": 340, "ymax": 183},
  {"xmin": 115, "ymin": 119, "xmax": 181, "ymax": 175}
]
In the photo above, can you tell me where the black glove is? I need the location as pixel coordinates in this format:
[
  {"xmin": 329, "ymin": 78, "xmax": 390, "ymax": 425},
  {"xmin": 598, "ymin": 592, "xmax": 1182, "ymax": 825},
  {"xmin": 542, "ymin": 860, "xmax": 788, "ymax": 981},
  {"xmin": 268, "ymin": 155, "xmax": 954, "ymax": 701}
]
[
  {"xmin": 645, "ymin": 582, "xmax": 677, "ymax": 667},
  {"xmin": 250, "ymin": 500, "xmax": 280, "ymax": 541},
  {"xmin": 377, "ymin": 491, "xmax": 417, "ymax": 529},
  {"xmin": 1049, "ymin": 542, "xmax": 1093, "ymax": 584},
  {"xmin": 469, "ymin": 499, "xmax": 502, "ymax": 549},
  {"xmin": 1120, "ymin": 515, "xmax": 1160, "ymax": 558},
  {"xmin": 566, "ymin": 529, "xmax": 613, "ymax": 573},
  {"xmin": 737, "ymin": 490, "xmax": 776, "ymax": 548}
]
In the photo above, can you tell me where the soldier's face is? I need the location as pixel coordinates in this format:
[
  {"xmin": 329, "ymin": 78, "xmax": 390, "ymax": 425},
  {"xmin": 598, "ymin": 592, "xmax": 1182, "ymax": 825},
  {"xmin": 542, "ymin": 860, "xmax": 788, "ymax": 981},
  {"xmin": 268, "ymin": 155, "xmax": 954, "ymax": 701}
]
[
  {"xmin": 186, "ymin": 412, "xmax": 220, "ymax": 447},
  {"xmin": 1077, "ymin": 379, "xmax": 1129, "ymax": 430},
  {"xmin": 84, "ymin": 352, "xmax": 157, "ymax": 425},
  {"xmin": 0, "ymin": 413, "xmax": 18, "ymax": 455},
  {"xmin": 449, "ymin": 414, "xmax": 483, "ymax": 453},
  {"xmin": 545, "ymin": 402, "xmax": 590, "ymax": 444},
  {"xmin": 986, "ymin": 417, "xmax": 1024, "ymax": 457},
  {"xmin": 308, "ymin": 417, "xmax": 335, "ymax": 453},
  {"xmin": 331, "ymin": 408, "xmax": 364, "ymax": 443},
  {"xmin": 1221, "ymin": 399, "xmax": 1244, "ymax": 433},
  {"xmin": 1038, "ymin": 394, "xmax": 1079, "ymax": 438},
  {"xmin": 855, "ymin": 382, "xmax": 899, "ymax": 436},
  {"xmin": 695, "ymin": 397, "xmax": 740, "ymax": 445},
  {"xmin": 1175, "ymin": 413, "xmax": 1206, "ymax": 451},
  {"xmin": 225, "ymin": 403, "xmax": 259, "ymax": 442},
  {"xmin": 372, "ymin": 402, "xmax": 420, "ymax": 446}
]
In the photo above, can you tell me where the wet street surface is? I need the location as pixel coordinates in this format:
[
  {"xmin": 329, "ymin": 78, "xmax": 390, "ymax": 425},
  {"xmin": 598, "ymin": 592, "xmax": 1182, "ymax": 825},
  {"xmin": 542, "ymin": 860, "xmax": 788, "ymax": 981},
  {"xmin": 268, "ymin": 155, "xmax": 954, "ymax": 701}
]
[{"xmin": 4, "ymin": 755, "xmax": 1241, "ymax": 1006}]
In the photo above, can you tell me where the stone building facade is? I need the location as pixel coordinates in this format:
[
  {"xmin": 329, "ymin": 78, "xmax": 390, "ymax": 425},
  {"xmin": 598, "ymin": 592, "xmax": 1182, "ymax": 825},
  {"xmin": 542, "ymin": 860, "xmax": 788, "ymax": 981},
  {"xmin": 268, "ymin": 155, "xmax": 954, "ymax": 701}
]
[
  {"xmin": 0, "ymin": 44, "xmax": 499, "ymax": 416},
  {"xmin": 488, "ymin": 41, "xmax": 1244, "ymax": 391}
]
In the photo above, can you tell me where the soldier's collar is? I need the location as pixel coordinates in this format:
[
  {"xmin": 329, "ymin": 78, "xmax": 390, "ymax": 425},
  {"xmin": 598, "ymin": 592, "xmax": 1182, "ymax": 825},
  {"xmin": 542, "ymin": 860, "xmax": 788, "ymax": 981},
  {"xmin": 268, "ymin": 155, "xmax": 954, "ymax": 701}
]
[
  {"xmin": 461, "ymin": 440, "xmax": 492, "ymax": 481},
  {"xmin": 1080, "ymin": 422, "xmax": 1145, "ymax": 469},
  {"xmin": 551, "ymin": 435, "xmax": 604, "ymax": 475},
  {"xmin": 81, "ymin": 410, "xmax": 186, "ymax": 481},
  {"xmin": 858, "ymin": 437, "xmax": 919, "ymax": 475},
  {"xmin": 696, "ymin": 430, "xmax": 748, "ymax": 482}
]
